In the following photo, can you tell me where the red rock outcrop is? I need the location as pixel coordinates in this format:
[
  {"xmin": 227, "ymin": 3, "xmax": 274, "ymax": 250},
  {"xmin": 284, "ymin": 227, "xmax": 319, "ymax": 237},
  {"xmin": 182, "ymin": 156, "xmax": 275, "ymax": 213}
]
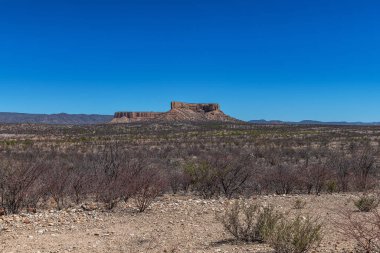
[
  {"xmin": 111, "ymin": 101, "xmax": 237, "ymax": 123},
  {"xmin": 111, "ymin": 112, "xmax": 163, "ymax": 123},
  {"xmin": 170, "ymin": 102, "xmax": 220, "ymax": 112}
]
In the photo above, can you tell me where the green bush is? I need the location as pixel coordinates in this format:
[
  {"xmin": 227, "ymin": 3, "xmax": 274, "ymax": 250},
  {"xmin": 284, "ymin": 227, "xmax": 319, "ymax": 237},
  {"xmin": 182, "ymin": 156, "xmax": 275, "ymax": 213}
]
[
  {"xmin": 326, "ymin": 180, "xmax": 337, "ymax": 194},
  {"xmin": 216, "ymin": 199, "xmax": 282, "ymax": 242},
  {"xmin": 354, "ymin": 195, "xmax": 379, "ymax": 212},
  {"xmin": 184, "ymin": 161, "xmax": 219, "ymax": 198},
  {"xmin": 268, "ymin": 215, "xmax": 323, "ymax": 253}
]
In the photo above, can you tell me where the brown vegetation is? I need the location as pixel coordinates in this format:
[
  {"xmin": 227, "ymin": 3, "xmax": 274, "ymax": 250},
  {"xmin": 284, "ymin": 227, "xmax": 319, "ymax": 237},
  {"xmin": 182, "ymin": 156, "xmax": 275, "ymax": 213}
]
[{"xmin": 0, "ymin": 122, "xmax": 379, "ymax": 252}]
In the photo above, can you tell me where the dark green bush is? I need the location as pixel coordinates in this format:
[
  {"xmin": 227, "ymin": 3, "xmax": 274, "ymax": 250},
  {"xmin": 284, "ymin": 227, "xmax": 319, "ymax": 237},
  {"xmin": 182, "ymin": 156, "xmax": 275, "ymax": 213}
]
[{"xmin": 326, "ymin": 180, "xmax": 337, "ymax": 194}]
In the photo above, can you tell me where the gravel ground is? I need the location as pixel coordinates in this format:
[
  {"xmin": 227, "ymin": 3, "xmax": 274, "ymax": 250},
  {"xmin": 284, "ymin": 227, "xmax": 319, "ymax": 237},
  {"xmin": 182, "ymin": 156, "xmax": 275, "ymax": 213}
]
[{"xmin": 0, "ymin": 194, "xmax": 372, "ymax": 253}]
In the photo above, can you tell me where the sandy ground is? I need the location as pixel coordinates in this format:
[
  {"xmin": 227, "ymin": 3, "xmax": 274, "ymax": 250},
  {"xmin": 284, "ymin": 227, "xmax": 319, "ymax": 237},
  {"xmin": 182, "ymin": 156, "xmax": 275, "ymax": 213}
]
[{"xmin": 0, "ymin": 194, "xmax": 372, "ymax": 253}]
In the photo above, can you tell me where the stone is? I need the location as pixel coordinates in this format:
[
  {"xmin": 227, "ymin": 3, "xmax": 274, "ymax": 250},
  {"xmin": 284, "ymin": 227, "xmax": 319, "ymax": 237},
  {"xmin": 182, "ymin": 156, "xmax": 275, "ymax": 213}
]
[{"xmin": 81, "ymin": 203, "xmax": 97, "ymax": 211}]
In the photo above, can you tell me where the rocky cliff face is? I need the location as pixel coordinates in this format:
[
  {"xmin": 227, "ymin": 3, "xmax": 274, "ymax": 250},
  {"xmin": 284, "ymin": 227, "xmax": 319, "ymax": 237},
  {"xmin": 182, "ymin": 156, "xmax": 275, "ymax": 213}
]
[
  {"xmin": 170, "ymin": 102, "xmax": 220, "ymax": 112},
  {"xmin": 111, "ymin": 112, "xmax": 163, "ymax": 123},
  {"xmin": 111, "ymin": 102, "xmax": 237, "ymax": 123}
]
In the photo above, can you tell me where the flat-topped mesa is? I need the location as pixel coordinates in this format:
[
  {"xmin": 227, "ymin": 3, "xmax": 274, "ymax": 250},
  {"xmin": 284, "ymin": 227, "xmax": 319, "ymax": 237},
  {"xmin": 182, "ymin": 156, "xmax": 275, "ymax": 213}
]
[
  {"xmin": 111, "ymin": 112, "xmax": 163, "ymax": 123},
  {"xmin": 114, "ymin": 112, "xmax": 162, "ymax": 119},
  {"xmin": 170, "ymin": 102, "xmax": 220, "ymax": 112},
  {"xmin": 111, "ymin": 101, "xmax": 237, "ymax": 123}
]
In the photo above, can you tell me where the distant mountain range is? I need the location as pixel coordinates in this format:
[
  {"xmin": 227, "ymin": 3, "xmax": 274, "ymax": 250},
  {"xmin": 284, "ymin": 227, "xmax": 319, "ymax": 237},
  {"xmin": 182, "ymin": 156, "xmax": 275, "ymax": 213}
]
[
  {"xmin": 0, "ymin": 112, "xmax": 113, "ymax": 125},
  {"xmin": 249, "ymin": 119, "xmax": 380, "ymax": 126},
  {"xmin": 1, "ymin": 112, "xmax": 379, "ymax": 126}
]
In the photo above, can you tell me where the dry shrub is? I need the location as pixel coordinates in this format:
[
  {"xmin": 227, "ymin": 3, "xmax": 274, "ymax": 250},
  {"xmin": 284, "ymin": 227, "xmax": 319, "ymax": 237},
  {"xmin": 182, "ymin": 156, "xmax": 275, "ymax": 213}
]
[
  {"xmin": 268, "ymin": 215, "xmax": 323, "ymax": 253},
  {"xmin": 264, "ymin": 165, "xmax": 298, "ymax": 195},
  {"xmin": 167, "ymin": 167, "xmax": 191, "ymax": 194},
  {"xmin": 0, "ymin": 155, "xmax": 45, "ymax": 214},
  {"xmin": 184, "ymin": 161, "xmax": 220, "ymax": 198},
  {"xmin": 354, "ymin": 195, "xmax": 379, "ymax": 212},
  {"xmin": 351, "ymin": 145, "xmax": 378, "ymax": 191},
  {"xmin": 337, "ymin": 210, "xmax": 380, "ymax": 253},
  {"xmin": 208, "ymin": 151, "xmax": 253, "ymax": 198},
  {"xmin": 293, "ymin": 199, "xmax": 307, "ymax": 210},
  {"xmin": 217, "ymin": 199, "xmax": 322, "ymax": 253},
  {"xmin": 96, "ymin": 172, "xmax": 123, "ymax": 210},
  {"xmin": 70, "ymin": 168, "xmax": 90, "ymax": 205},
  {"xmin": 45, "ymin": 165, "xmax": 72, "ymax": 210},
  {"xmin": 184, "ymin": 151, "xmax": 253, "ymax": 199},
  {"xmin": 131, "ymin": 169, "xmax": 165, "ymax": 212},
  {"xmin": 216, "ymin": 199, "xmax": 282, "ymax": 242},
  {"xmin": 92, "ymin": 142, "xmax": 126, "ymax": 210}
]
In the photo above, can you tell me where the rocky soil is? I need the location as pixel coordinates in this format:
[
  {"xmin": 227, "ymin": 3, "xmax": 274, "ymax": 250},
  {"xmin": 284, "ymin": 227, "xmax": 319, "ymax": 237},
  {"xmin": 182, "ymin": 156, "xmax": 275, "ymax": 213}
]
[{"xmin": 0, "ymin": 194, "xmax": 370, "ymax": 253}]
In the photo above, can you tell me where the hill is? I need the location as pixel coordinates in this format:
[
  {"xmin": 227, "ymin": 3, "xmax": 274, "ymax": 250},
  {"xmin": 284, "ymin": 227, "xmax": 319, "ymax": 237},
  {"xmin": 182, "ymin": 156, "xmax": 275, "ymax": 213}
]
[{"xmin": 0, "ymin": 112, "xmax": 113, "ymax": 125}]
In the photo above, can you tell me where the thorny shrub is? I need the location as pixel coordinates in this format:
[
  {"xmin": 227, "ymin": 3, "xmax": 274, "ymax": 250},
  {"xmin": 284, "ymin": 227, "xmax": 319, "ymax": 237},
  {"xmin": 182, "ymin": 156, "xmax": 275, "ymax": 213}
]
[
  {"xmin": 337, "ymin": 209, "xmax": 380, "ymax": 253},
  {"xmin": 0, "ymin": 152, "xmax": 46, "ymax": 214},
  {"xmin": 216, "ymin": 199, "xmax": 282, "ymax": 242},
  {"xmin": 268, "ymin": 215, "xmax": 323, "ymax": 253},
  {"xmin": 217, "ymin": 199, "xmax": 323, "ymax": 253},
  {"xmin": 354, "ymin": 195, "xmax": 379, "ymax": 212},
  {"xmin": 131, "ymin": 168, "xmax": 165, "ymax": 212}
]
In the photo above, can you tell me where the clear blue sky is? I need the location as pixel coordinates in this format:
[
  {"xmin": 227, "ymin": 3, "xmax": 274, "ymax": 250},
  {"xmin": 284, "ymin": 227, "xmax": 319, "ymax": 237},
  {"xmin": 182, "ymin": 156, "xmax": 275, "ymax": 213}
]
[{"xmin": 1, "ymin": 0, "xmax": 379, "ymax": 121}]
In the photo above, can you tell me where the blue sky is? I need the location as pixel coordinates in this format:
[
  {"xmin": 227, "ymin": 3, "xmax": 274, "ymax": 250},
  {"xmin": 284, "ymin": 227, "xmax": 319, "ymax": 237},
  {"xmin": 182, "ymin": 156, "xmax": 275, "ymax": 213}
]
[{"xmin": 1, "ymin": 0, "xmax": 379, "ymax": 121}]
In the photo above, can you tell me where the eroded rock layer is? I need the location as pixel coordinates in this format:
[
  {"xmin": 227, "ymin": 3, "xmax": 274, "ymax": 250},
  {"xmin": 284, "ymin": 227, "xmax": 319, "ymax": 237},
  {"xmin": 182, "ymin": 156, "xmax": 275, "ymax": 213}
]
[
  {"xmin": 170, "ymin": 102, "xmax": 220, "ymax": 112},
  {"xmin": 111, "ymin": 112, "xmax": 163, "ymax": 123}
]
